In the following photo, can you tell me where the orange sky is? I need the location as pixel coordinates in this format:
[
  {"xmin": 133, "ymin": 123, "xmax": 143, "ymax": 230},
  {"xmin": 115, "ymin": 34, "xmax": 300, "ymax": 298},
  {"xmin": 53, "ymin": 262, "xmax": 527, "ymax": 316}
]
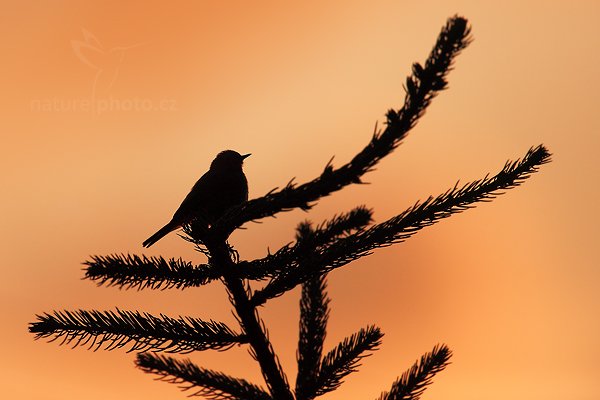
[{"xmin": 1, "ymin": 1, "xmax": 599, "ymax": 399}]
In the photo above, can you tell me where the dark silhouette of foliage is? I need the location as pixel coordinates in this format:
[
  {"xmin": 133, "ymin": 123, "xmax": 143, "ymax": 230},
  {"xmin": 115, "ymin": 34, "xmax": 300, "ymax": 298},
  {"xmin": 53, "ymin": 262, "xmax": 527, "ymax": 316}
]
[
  {"xmin": 377, "ymin": 344, "xmax": 452, "ymax": 400},
  {"xmin": 30, "ymin": 309, "xmax": 247, "ymax": 353},
  {"xmin": 206, "ymin": 16, "xmax": 474, "ymax": 241},
  {"xmin": 136, "ymin": 353, "xmax": 272, "ymax": 400},
  {"xmin": 315, "ymin": 325, "xmax": 383, "ymax": 396},
  {"xmin": 84, "ymin": 254, "xmax": 220, "ymax": 290},
  {"xmin": 295, "ymin": 226, "xmax": 331, "ymax": 400},
  {"xmin": 29, "ymin": 15, "xmax": 551, "ymax": 400}
]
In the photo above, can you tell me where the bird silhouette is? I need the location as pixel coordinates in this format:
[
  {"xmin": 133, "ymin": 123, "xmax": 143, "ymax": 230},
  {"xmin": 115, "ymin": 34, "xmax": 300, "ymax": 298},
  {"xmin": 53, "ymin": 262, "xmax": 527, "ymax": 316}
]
[{"xmin": 143, "ymin": 150, "xmax": 250, "ymax": 248}]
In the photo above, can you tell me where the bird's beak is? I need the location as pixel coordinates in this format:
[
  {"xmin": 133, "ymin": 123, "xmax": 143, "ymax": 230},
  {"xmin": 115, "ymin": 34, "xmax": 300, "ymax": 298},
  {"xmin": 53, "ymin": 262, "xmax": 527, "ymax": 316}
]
[{"xmin": 241, "ymin": 153, "xmax": 251, "ymax": 159}]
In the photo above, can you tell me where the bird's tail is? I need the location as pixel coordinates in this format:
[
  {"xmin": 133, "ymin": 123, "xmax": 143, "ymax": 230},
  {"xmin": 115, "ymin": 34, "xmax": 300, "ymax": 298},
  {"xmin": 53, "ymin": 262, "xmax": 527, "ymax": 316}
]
[{"xmin": 142, "ymin": 221, "xmax": 179, "ymax": 248}]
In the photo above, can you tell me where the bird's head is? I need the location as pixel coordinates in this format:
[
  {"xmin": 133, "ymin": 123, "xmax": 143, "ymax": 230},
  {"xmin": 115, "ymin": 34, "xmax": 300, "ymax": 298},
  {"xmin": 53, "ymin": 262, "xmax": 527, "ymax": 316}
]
[{"xmin": 210, "ymin": 150, "xmax": 251, "ymax": 171}]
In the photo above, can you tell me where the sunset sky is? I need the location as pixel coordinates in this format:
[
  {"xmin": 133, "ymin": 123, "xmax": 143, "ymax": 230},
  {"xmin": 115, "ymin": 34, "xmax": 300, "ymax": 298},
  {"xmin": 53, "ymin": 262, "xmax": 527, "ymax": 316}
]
[{"xmin": 1, "ymin": 1, "xmax": 599, "ymax": 399}]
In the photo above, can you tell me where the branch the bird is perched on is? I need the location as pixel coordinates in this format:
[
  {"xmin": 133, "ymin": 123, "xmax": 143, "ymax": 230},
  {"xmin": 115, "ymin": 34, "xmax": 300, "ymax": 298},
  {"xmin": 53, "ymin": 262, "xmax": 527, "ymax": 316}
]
[
  {"xmin": 143, "ymin": 150, "xmax": 250, "ymax": 247},
  {"xmin": 30, "ymin": 15, "xmax": 553, "ymax": 400},
  {"xmin": 206, "ymin": 15, "xmax": 474, "ymax": 240}
]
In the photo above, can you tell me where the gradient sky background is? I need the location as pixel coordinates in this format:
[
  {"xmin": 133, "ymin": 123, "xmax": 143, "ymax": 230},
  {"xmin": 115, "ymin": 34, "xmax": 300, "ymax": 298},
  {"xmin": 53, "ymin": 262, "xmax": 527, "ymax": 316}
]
[{"xmin": 1, "ymin": 1, "xmax": 598, "ymax": 399}]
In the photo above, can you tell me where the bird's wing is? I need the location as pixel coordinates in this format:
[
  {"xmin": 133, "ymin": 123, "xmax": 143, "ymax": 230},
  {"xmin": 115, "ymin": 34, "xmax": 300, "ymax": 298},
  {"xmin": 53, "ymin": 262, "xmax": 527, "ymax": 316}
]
[{"xmin": 171, "ymin": 170, "xmax": 212, "ymax": 223}]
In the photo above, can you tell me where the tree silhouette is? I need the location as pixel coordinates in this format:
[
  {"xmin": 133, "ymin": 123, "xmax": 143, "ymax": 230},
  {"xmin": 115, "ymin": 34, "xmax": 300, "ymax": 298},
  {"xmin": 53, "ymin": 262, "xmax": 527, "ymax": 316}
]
[{"xmin": 30, "ymin": 16, "xmax": 551, "ymax": 400}]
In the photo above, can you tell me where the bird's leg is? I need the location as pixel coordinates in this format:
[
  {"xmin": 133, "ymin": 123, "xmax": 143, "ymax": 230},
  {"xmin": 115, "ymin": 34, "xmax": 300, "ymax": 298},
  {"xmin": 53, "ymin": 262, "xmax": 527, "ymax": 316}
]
[{"xmin": 227, "ymin": 243, "xmax": 240, "ymax": 263}]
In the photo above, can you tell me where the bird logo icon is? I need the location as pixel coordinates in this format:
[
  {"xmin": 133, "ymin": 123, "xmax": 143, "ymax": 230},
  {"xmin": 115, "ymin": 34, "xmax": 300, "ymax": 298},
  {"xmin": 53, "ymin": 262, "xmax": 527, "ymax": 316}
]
[{"xmin": 71, "ymin": 28, "xmax": 145, "ymax": 99}]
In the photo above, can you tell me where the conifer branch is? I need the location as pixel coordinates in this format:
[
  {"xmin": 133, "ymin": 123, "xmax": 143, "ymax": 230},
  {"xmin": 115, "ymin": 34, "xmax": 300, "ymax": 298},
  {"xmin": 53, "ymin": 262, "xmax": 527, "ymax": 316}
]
[
  {"xmin": 136, "ymin": 353, "xmax": 272, "ymax": 400},
  {"xmin": 295, "ymin": 227, "xmax": 331, "ymax": 400},
  {"xmin": 212, "ymin": 15, "xmax": 472, "ymax": 238},
  {"xmin": 203, "ymin": 239, "xmax": 294, "ymax": 400},
  {"xmin": 300, "ymin": 206, "xmax": 374, "ymax": 246},
  {"xmin": 377, "ymin": 344, "xmax": 452, "ymax": 400},
  {"xmin": 84, "ymin": 254, "xmax": 221, "ymax": 290},
  {"xmin": 241, "ymin": 206, "xmax": 373, "ymax": 280},
  {"xmin": 29, "ymin": 309, "xmax": 246, "ymax": 353},
  {"xmin": 315, "ymin": 325, "xmax": 383, "ymax": 396},
  {"xmin": 251, "ymin": 145, "xmax": 551, "ymax": 304}
]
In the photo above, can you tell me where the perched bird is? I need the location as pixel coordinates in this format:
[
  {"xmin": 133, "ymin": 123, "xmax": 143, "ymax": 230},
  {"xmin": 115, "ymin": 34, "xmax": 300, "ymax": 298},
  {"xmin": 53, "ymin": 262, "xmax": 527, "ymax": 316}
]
[{"xmin": 143, "ymin": 150, "xmax": 250, "ymax": 248}]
